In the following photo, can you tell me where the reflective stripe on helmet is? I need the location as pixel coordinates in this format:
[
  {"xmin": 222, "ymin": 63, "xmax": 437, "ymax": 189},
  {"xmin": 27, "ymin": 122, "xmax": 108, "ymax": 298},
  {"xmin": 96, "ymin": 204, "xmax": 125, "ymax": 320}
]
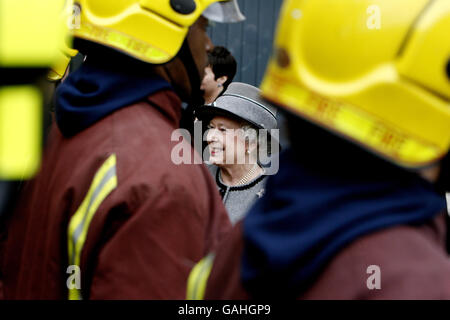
[
  {"xmin": 262, "ymin": 69, "xmax": 446, "ymax": 168},
  {"xmin": 72, "ymin": 0, "xmax": 244, "ymax": 64}
]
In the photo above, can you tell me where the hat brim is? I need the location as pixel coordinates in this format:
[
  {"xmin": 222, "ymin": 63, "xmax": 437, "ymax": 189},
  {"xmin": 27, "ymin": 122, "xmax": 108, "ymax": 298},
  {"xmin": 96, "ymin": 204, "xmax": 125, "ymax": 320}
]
[
  {"xmin": 196, "ymin": 104, "xmax": 256, "ymax": 125},
  {"xmin": 194, "ymin": 105, "xmax": 282, "ymax": 154}
]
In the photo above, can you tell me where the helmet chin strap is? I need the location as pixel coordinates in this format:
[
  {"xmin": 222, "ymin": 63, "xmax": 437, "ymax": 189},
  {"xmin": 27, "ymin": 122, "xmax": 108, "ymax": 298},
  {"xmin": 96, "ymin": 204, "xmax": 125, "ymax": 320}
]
[{"xmin": 176, "ymin": 39, "xmax": 205, "ymax": 106}]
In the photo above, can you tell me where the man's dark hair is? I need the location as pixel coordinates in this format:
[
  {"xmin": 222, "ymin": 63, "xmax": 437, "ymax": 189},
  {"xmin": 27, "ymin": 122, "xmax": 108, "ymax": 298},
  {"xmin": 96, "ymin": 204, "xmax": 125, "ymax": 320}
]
[{"xmin": 207, "ymin": 46, "xmax": 237, "ymax": 91}]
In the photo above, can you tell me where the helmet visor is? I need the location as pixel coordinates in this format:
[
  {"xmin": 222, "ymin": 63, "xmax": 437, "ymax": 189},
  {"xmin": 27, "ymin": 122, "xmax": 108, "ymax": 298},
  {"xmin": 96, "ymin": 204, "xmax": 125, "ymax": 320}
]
[{"xmin": 202, "ymin": 0, "xmax": 245, "ymax": 23}]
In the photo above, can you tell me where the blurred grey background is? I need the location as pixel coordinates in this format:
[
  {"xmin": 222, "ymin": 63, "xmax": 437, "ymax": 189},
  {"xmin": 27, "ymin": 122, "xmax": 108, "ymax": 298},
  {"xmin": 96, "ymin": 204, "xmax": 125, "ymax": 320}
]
[{"xmin": 208, "ymin": 0, "xmax": 284, "ymax": 87}]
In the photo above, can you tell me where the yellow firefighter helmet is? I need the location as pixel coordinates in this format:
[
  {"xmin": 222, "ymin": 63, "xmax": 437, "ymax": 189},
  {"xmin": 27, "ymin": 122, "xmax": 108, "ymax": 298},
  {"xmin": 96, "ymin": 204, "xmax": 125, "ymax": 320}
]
[
  {"xmin": 72, "ymin": 0, "xmax": 244, "ymax": 64},
  {"xmin": 261, "ymin": 0, "xmax": 450, "ymax": 168}
]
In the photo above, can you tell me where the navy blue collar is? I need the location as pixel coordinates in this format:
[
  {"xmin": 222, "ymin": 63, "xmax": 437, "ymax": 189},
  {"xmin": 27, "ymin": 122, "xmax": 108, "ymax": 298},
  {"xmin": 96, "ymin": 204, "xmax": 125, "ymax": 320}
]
[
  {"xmin": 242, "ymin": 148, "xmax": 446, "ymax": 298},
  {"xmin": 55, "ymin": 57, "xmax": 172, "ymax": 137}
]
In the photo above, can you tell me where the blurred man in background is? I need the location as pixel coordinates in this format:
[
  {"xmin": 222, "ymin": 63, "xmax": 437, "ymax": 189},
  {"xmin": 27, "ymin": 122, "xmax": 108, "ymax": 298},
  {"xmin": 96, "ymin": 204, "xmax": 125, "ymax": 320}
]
[{"xmin": 201, "ymin": 46, "xmax": 237, "ymax": 104}]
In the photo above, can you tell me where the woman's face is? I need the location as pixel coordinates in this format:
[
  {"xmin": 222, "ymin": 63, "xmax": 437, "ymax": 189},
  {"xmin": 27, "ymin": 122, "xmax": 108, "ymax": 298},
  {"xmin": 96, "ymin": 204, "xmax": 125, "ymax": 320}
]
[{"xmin": 206, "ymin": 116, "xmax": 246, "ymax": 166}]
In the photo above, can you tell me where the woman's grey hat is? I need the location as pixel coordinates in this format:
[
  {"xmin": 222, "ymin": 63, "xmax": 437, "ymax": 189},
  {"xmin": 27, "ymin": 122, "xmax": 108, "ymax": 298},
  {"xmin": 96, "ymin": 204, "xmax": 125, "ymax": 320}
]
[{"xmin": 195, "ymin": 82, "xmax": 278, "ymax": 131}]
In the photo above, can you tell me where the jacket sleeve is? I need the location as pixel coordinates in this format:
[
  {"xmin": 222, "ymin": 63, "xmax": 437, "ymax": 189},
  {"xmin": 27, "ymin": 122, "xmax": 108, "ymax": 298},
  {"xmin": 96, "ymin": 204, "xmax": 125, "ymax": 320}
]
[{"xmin": 87, "ymin": 171, "xmax": 231, "ymax": 299}]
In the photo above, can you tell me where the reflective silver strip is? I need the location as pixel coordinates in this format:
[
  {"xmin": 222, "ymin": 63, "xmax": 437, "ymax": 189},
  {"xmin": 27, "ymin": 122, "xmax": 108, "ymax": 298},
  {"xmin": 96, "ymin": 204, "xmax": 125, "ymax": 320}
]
[{"xmin": 70, "ymin": 165, "xmax": 117, "ymax": 264}]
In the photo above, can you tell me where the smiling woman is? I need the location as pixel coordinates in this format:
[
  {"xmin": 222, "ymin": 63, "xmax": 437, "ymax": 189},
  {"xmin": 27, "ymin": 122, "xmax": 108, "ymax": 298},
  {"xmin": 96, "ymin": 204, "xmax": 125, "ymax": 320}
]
[
  {"xmin": 206, "ymin": 117, "xmax": 251, "ymax": 167},
  {"xmin": 195, "ymin": 82, "xmax": 278, "ymax": 224}
]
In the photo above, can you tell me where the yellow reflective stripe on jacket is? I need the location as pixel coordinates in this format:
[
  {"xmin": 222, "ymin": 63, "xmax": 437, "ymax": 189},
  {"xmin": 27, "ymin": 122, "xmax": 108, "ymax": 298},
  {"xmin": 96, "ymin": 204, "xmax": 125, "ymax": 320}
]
[
  {"xmin": 186, "ymin": 253, "xmax": 215, "ymax": 300},
  {"xmin": 67, "ymin": 154, "xmax": 118, "ymax": 300}
]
